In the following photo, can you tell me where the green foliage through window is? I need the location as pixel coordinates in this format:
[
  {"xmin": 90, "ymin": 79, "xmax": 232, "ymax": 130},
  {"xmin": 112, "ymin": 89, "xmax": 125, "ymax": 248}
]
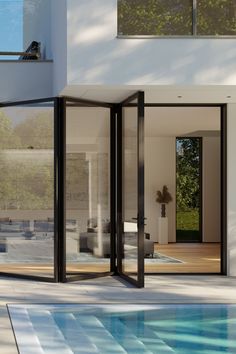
[
  {"xmin": 118, "ymin": 0, "xmax": 236, "ymax": 36},
  {"xmin": 197, "ymin": 0, "xmax": 236, "ymax": 36},
  {"xmin": 176, "ymin": 138, "xmax": 201, "ymax": 242},
  {"xmin": 0, "ymin": 107, "xmax": 54, "ymax": 211}
]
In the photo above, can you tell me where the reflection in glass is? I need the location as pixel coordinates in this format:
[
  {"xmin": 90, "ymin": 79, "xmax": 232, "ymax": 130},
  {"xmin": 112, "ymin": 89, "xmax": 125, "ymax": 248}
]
[
  {"xmin": 118, "ymin": 0, "xmax": 193, "ymax": 35},
  {"xmin": 0, "ymin": 104, "xmax": 54, "ymax": 277},
  {"xmin": 122, "ymin": 102, "xmax": 139, "ymax": 280},
  {"xmin": 0, "ymin": 1, "xmax": 23, "ymax": 56},
  {"xmin": 65, "ymin": 106, "xmax": 110, "ymax": 278},
  {"xmin": 197, "ymin": 0, "xmax": 236, "ymax": 35}
]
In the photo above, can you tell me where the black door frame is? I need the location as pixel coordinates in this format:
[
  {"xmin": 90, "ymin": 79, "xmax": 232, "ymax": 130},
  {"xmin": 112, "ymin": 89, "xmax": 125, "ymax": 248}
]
[
  {"xmin": 0, "ymin": 99, "xmax": 227, "ymax": 281},
  {"xmin": 0, "ymin": 97, "xmax": 58, "ymax": 282},
  {"xmin": 0, "ymin": 93, "xmax": 145, "ymax": 285},
  {"xmin": 61, "ymin": 96, "xmax": 115, "ymax": 282},
  {"xmin": 116, "ymin": 91, "xmax": 145, "ymax": 288},
  {"xmin": 143, "ymin": 103, "xmax": 227, "ymax": 276}
]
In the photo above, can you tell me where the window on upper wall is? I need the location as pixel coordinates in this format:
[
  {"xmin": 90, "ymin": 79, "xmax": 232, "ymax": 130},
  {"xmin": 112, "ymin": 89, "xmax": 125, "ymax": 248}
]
[
  {"xmin": 197, "ymin": 0, "xmax": 236, "ymax": 36},
  {"xmin": 117, "ymin": 0, "xmax": 236, "ymax": 36}
]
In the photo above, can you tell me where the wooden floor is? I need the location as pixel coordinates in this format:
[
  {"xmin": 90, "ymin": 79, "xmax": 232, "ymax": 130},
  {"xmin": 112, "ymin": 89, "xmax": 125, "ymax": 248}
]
[
  {"xmin": 146, "ymin": 242, "xmax": 221, "ymax": 273},
  {"xmin": 0, "ymin": 243, "xmax": 221, "ymax": 277}
]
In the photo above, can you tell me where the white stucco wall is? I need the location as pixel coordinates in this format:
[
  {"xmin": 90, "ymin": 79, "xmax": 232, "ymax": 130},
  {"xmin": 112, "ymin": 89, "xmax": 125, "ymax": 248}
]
[
  {"xmin": 23, "ymin": 0, "xmax": 52, "ymax": 59},
  {"xmin": 227, "ymin": 104, "xmax": 236, "ymax": 276},
  {"xmin": 67, "ymin": 0, "xmax": 236, "ymax": 85},
  {"xmin": 0, "ymin": 62, "xmax": 53, "ymax": 101},
  {"xmin": 51, "ymin": 0, "xmax": 67, "ymax": 95},
  {"xmin": 23, "ymin": 0, "xmax": 67, "ymax": 95}
]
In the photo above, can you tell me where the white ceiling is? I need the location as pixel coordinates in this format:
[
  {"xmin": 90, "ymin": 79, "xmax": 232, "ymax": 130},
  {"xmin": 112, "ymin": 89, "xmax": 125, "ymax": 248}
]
[
  {"xmin": 62, "ymin": 84, "xmax": 236, "ymax": 104},
  {"xmin": 66, "ymin": 106, "xmax": 220, "ymax": 138},
  {"xmin": 145, "ymin": 107, "xmax": 220, "ymax": 137}
]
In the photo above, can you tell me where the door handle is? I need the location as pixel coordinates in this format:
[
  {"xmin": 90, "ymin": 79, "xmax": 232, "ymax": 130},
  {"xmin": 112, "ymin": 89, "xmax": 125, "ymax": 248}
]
[{"xmin": 132, "ymin": 217, "xmax": 147, "ymax": 225}]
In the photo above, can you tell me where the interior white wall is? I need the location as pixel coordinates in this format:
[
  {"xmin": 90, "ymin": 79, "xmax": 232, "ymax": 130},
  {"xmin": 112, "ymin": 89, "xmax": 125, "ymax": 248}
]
[
  {"xmin": 67, "ymin": 0, "xmax": 236, "ymax": 85},
  {"xmin": 145, "ymin": 138, "xmax": 176, "ymax": 243},
  {"xmin": 23, "ymin": 0, "xmax": 52, "ymax": 59},
  {"xmin": 202, "ymin": 137, "xmax": 221, "ymax": 242},
  {"xmin": 144, "ymin": 107, "xmax": 221, "ymax": 245},
  {"xmin": 227, "ymin": 104, "xmax": 236, "ymax": 276}
]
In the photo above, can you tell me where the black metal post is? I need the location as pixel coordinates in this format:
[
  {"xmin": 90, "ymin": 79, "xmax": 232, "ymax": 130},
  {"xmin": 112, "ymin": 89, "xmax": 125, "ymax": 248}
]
[
  {"xmin": 221, "ymin": 104, "xmax": 227, "ymax": 275},
  {"xmin": 56, "ymin": 97, "xmax": 66, "ymax": 282},
  {"xmin": 110, "ymin": 106, "xmax": 117, "ymax": 273}
]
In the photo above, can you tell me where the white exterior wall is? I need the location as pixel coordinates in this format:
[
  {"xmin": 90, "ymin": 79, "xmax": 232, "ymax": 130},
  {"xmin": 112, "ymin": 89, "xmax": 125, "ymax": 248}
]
[
  {"xmin": 23, "ymin": 0, "xmax": 52, "ymax": 59},
  {"xmin": 67, "ymin": 0, "xmax": 236, "ymax": 85},
  {"xmin": 0, "ymin": 62, "xmax": 53, "ymax": 101},
  {"xmin": 227, "ymin": 104, "xmax": 236, "ymax": 276},
  {"xmin": 23, "ymin": 0, "xmax": 67, "ymax": 95},
  {"xmin": 51, "ymin": 0, "xmax": 67, "ymax": 94}
]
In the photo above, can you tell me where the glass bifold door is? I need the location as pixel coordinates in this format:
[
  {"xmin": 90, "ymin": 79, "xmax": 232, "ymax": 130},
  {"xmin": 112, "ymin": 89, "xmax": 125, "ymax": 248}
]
[{"xmin": 0, "ymin": 93, "xmax": 145, "ymax": 287}]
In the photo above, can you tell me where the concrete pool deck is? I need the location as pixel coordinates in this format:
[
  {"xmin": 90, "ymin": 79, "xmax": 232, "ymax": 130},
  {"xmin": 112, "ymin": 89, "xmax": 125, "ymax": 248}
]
[{"xmin": 1, "ymin": 275, "xmax": 236, "ymax": 353}]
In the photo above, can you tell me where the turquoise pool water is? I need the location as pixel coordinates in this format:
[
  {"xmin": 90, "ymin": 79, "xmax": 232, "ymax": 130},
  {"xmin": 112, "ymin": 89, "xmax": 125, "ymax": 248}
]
[{"xmin": 8, "ymin": 304, "xmax": 236, "ymax": 354}]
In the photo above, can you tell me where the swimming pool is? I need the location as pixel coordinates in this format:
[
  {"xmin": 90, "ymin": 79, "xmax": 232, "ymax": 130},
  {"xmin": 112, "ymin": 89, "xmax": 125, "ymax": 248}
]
[{"xmin": 8, "ymin": 304, "xmax": 236, "ymax": 353}]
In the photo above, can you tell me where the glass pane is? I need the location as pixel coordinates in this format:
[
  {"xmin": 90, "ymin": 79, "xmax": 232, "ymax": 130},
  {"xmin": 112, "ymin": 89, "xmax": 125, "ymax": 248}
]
[
  {"xmin": 122, "ymin": 99, "xmax": 139, "ymax": 280},
  {"xmin": 0, "ymin": 102, "xmax": 54, "ymax": 277},
  {"xmin": 176, "ymin": 138, "xmax": 201, "ymax": 242},
  {"xmin": 197, "ymin": 0, "xmax": 236, "ymax": 35},
  {"xmin": 65, "ymin": 104, "xmax": 110, "ymax": 278},
  {"xmin": 118, "ymin": 0, "xmax": 193, "ymax": 35}
]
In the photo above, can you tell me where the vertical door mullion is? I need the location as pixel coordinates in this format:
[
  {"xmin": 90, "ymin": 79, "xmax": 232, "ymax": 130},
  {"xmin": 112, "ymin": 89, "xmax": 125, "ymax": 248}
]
[
  {"xmin": 116, "ymin": 91, "xmax": 145, "ymax": 288},
  {"xmin": 137, "ymin": 92, "xmax": 145, "ymax": 287},
  {"xmin": 57, "ymin": 97, "xmax": 66, "ymax": 282},
  {"xmin": 110, "ymin": 106, "xmax": 117, "ymax": 273},
  {"xmin": 221, "ymin": 105, "xmax": 227, "ymax": 275},
  {"xmin": 116, "ymin": 104, "xmax": 123, "ymax": 274},
  {"xmin": 54, "ymin": 98, "xmax": 59, "ymax": 282}
]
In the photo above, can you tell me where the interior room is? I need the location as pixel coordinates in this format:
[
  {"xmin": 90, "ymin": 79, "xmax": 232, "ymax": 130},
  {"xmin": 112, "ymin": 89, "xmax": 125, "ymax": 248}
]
[
  {"xmin": 144, "ymin": 106, "xmax": 221, "ymax": 273},
  {"xmin": 0, "ymin": 101, "xmax": 222, "ymax": 279}
]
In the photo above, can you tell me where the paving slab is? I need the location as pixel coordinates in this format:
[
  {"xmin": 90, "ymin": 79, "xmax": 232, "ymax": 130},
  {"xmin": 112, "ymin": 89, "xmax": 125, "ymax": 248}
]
[{"xmin": 0, "ymin": 275, "xmax": 236, "ymax": 352}]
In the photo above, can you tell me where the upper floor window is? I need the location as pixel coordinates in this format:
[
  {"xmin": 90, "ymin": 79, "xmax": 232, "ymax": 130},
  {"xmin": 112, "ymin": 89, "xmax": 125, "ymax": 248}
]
[
  {"xmin": 197, "ymin": 1, "xmax": 236, "ymax": 35},
  {"xmin": 0, "ymin": 0, "xmax": 23, "ymax": 55},
  {"xmin": 118, "ymin": 0, "xmax": 236, "ymax": 36}
]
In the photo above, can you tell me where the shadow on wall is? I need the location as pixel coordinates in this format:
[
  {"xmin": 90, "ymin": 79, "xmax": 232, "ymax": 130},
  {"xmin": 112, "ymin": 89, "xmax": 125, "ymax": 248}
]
[{"xmin": 67, "ymin": 0, "xmax": 236, "ymax": 85}]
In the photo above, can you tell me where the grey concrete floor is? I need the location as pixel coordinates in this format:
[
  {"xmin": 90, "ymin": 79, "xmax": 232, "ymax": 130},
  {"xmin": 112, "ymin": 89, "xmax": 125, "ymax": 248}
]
[{"xmin": 0, "ymin": 275, "xmax": 236, "ymax": 353}]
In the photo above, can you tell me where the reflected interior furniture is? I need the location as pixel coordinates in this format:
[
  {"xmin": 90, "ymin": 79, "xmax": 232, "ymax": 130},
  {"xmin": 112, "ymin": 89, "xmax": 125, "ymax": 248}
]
[{"xmin": 79, "ymin": 231, "xmax": 154, "ymax": 258}]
